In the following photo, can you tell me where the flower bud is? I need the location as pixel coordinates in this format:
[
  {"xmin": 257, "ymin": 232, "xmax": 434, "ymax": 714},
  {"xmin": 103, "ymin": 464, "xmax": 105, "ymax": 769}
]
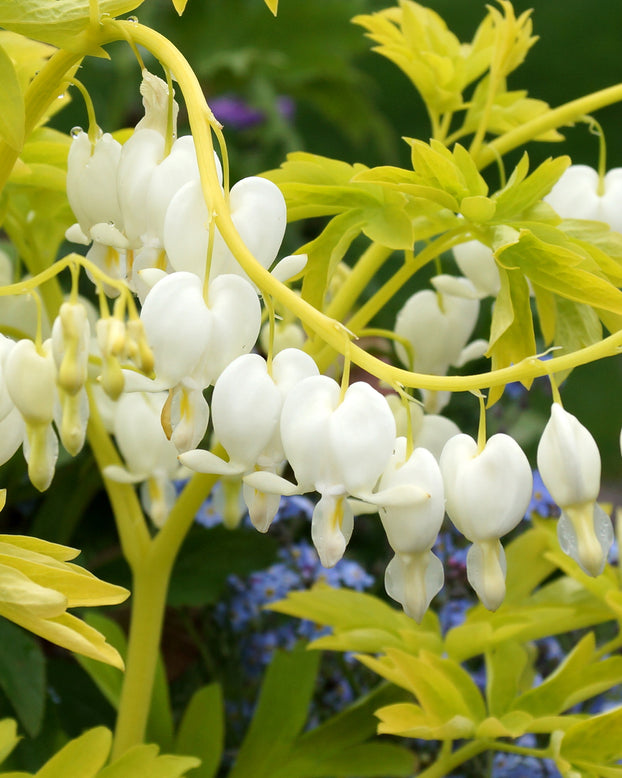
[
  {"xmin": 52, "ymin": 302, "xmax": 90, "ymax": 395},
  {"xmin": 440, "ymin": 433, "xmax": 532, "ymax": 610},
  {"xmin": 537, "ymin": 403, "xmax": 611, "ymax": 576}
]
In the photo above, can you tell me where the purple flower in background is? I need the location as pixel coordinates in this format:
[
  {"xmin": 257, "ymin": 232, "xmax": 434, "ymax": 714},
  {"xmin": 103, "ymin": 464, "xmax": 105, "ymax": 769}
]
[
  {"xmin": 210, "ymin": 95, "xmax": 265, "ymax": 130},
  {"xmin": 210, "ymin": 94, "xmax": 296, "ymax": 131}
]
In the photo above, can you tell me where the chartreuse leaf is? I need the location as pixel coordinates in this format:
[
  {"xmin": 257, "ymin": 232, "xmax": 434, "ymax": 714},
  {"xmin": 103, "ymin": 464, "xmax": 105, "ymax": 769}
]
[
  {"xmin": 0, "ymin": 535, "xmax": 127, "ymax": 668},
  {"xmin": 0, "ymin": 1, "xmax": 142, "ymax": 51},
  {"xmin": 174, "ymin": 683, "xmax": 223, "ymax": 778},
  {"xmin": 299, "ymin": 211, "xmax": 365, "ymax": 316},
  {"xmin": 37, "ymin": 726, "xmax": 111, "ymax": 777},
  {"xmin": 352, "ymin": 165, "xmax": 459, "ymax": 212},
  {"xmin": 0, "ymin": 719, "xmax": 20, "ymax": 766},
  {"xmin": 76, "ymin": 614, "xmax": 174, "ymax": 751},
  {"xmin": 263, "ymin": 0, "xmax": 278, "ymax": 14},
  {"xmin": 446, "ymin": 574, "xmax": 613, "ymax": 662},
  {"xmin": 171, "ymin": 0, "xmax": 189, "ymax": 14},
  {"xmin": 228, "ymin": 647, "xmax": 319, "ymax": 778},
  {"xmin": 463, "ymin": 76, "xmax": 563, "ymax": 142},
  {"xmin": 97, "ymin": 744, "xmax": 199, "ymax": 778},
  {"xmin": 0, "ymin": 620, "xmax": 45, "ymax": 738},
  {"xmin": 492, "ymin": 154, "xmax": 570, "ymax": 222},
  {"xmin": 353, "ymin": 1, "xmax": 494, "ymax": 115},
  {"xmin": 358, "ymin": 649, "xmax": 485, "ymax": 741},
  {"xmin": 513, "ymin": 633, "xmax": 622, "ymax": 718},
  {"xmin": 503, "ymin": 525, "xmax": 558, "ymax": 603},
  {"xmin": 496, "ymin": 227, "xmax": 622, "ymax": 314},
  {"xmin": 486, "ymin": 264, "xmax": 535, "ymax": 404},
  {"xmin": 0, "ymin": 42, "xmax": 24, "ymax": 152},
  {"xmin": 560, "ymin": 706, "xmax": 622, "ymax": 766},
  {"xmin": 269, "ymin": 585, "xmax": 443, "ymax": 656},
  {"xmin": 263, "ymin": 152, "xmax": 371, "ymax": 221},
  {"xmin": 484, "ymin": 640, "xmax": 531, "ymax": 717},
  {"xmin": 76, "ymin": 613, "xmax": 126, "ymax": 710}
]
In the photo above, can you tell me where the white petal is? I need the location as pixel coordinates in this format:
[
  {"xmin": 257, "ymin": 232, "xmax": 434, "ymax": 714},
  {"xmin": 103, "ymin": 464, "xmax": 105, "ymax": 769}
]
[
  {"xmin": 440, "ymin": 433, "xmax": 532, "ymax": 542},
  {"xmin": 557, "ymin": 502, "xmax": 613, "ymax": 577},
  {"xmin": 537, "ymin": 403, "xmax": 600, "ymax": 507},
  {"xmin": 329, "ymin": 382, "xmax": 395, "ymax": 494},
  {"xmin": 178, "ymin": 449, "xmax": 243, "ymax": 476},
  {"xmin": 466, "ymin": 539, "xmax": 507, "ymax": 611},
  {"xmin": 311, "ymin": 493, "xmax": 353, "ymax": 568},
  {"xmin": 270, "ymin": 253, "xmax": 308, "ymax": 282},
  {"xmin": 211, "ymin": 353, "xmax": 281, "ymax": 467},
  {"xmin": 384, "ymin": 551, "xmax": 444, "ymax": 622},
  {"xmin": 140, "ymin": 272, "xmax": 213, "ymax": 387}
]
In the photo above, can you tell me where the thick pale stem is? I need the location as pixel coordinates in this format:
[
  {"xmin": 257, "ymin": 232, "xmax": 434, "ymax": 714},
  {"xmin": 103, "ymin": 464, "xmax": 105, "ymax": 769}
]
[
  {"xmin": 111, "ymin": 551, "xmax": 171, "ymax": 760},
  {"xmin": 477, "ymin": 83, "xmax": 622, "ymax": 170}
]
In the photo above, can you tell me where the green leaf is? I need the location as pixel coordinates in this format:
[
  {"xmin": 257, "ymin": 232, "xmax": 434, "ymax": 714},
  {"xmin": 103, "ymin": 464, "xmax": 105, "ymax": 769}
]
[
  {"xmin": 561, "ymin": 706, "xmax": 622, "ymax": 764},
  {"xmin": 229, "ymin": 647, "xmax": 320, "ymax": 778},
  {"xmin": 269, "ymin": 585, "xmax": 443, "ymax": 656},
  {"xmin": 36, "ymin": 727, "xmax": 111, "ymax": 778},
  {"xmin": 0, "ymin": 1, "xmax": 142, "ymax": 51},
  {"xmin": 299, "ymin": 211, "xmax": 365, "ymax": 317},
  {"xmin": 0, "ymin": 620, "xmax": 45, "ymax": 738},
  {"xmin": 485, "ymin": 640, "xmax": 531, "ymax": 717},
  {"xmin": 503, "ymin": 526, "xmax": 558, "ymax": 604},
  {"xmin": 493, "ymin": 155, "xmax": 570, "ymax": 222},
  {"xmin": 289, "ymin": 683, "xmax": 410, "ymax": 761},
  {"xmin": 290, "ymin": 743, "xmax": 414, "ymax": 777},
  {"xmin": 514, "ymin": 633, "xmax": 622, "ymax": 718},
  {"xmin": 0, "ymin": 42, "xmax": 24, "ymax": 151},
  {"xmin": 174, "ymin": 684, "xmax": 223, "ymax": 778},
  {"xmin": 75, "ymin": 614, "xmax": 125, "ymax": 711},
  {"xmin": 97, "ymin": 744, "xmax": 199, "ymax": 778},
  {"xmin": 496, "ymin": 228, "xmax": 622, "ymax": 314},
  {"xmin": 168, "ymin": 525, "xmax": 278, "ymax": 607},
  {"xmin": 359, "ymin": 649, "xmax": 486, "ymax": 734},
  {"xmin": 487, "ymin": 265, "xmax": 535, "ymax": 404}
]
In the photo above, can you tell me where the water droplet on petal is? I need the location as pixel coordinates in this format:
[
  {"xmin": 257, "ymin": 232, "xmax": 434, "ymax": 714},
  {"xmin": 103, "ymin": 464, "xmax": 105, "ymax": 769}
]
[
  {"xmin": 127, "ymin": 15, "xmax": 138, "ymax": 22},
  {"xmin": 70, "ymin": 126, "xmax": 83, "ymax": 139}
]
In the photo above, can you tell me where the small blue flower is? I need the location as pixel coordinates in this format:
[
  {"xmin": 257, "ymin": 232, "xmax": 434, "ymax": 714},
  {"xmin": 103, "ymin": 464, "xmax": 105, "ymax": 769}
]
[
  {"xmin": 439, "ymin": 597, "xmax": 470, "ymax": 633},
  {"xmin": 527, "ymin": 470, "xmax": 560, "ymax": 519}
]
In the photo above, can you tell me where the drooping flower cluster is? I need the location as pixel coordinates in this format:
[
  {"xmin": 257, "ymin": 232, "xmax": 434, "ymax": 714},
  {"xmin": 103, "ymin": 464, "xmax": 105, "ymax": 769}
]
[{"xmin": 2, "ymin": 64, "xmax": 613, "ymax": 627}]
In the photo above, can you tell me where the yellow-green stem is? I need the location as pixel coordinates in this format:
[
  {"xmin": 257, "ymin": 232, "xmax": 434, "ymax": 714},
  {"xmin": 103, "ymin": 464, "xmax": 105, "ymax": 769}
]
[
  {"xmin": 416, "ymin": 741, "xmax": 490, "ymax": 778},
  {"xmin": 325, "ymin": 243, "xmax": 393, "ymax": 323},
  {"xmin": 477, "ymin": 83, "xmax": 622, "ymax": 170},
  {"xmin": 111, "ymin": 467, "xmax": 220, "ymax": 758},
  {"xmin": 111, "ymin": 552, "xmax": 171, "ymax": 760}
]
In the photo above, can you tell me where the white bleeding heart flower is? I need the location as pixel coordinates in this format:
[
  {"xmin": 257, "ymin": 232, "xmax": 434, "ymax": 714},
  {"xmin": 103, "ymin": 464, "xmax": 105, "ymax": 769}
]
[
  {"xmin": 245, "ymin": 376, "xmax": 396, "ymax": 567},
  {"xmin": 452, "ymin": 240, "xmax": 501, "ymax": 297},
  {"xmin": 136, "ymin": 271, "xmax": 260, "ymax": 453},
  {"xmin": 545, "ymin": 164, "xmax": 622, "ymax": 233},
  {"xmin": 65, "ymin": 130, "xmax": 125, "ymax": 248},
  {"xmin": 395, "ymin": 281, "xmax": 486, "ymax": 413},
  {"xmin": 104, "ymin": 392, "xmax": 182, "ymax": 528},
  {"xmin": 4, "ymin": 339, "xmax": 59, "ymax": 492},
  {"xmin": 164, "ymin": 175, "xmax": 287, "ymax": 285},
  {"xmin": 537, "ymin": 403, "xmax": 611, "ymax": 576},
  {"xmin": 376, "ymin": 439, "xmax": 445, "ymax": 622},
  {"xmin": 139, "ymin": 270, "xmax": 261, "ymax": 390},
  {"xmin": 440, "ymin": 432, "xmax": 532, "ymax": 610},
  {"xmin": 180, "ymin": 349, "xmax": 319, "ymax": 532},
  {"xmin": 0, "ymin": 336, "xmax": 24, "ymax": 469}
]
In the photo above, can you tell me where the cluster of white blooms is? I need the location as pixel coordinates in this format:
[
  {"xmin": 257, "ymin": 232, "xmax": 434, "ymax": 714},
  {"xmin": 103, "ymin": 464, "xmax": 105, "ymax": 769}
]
[{"xmin": 1, "ymin": 68, "xmax": 614, "ymax": 621}]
